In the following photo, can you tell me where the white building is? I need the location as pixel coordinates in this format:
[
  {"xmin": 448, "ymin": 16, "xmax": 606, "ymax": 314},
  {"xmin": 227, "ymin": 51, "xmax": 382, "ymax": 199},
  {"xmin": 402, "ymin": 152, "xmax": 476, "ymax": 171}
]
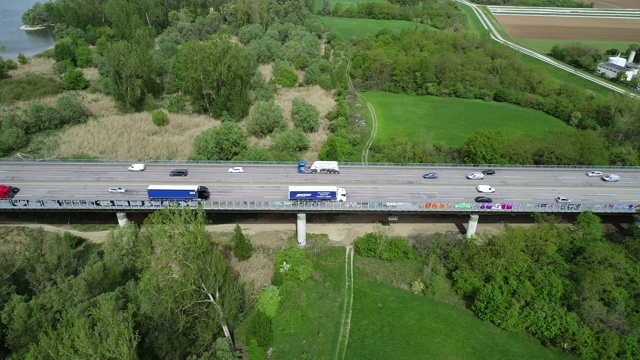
[{"xmin": 596, "ymin": 56, "xmax": 638, "ymax": 81}]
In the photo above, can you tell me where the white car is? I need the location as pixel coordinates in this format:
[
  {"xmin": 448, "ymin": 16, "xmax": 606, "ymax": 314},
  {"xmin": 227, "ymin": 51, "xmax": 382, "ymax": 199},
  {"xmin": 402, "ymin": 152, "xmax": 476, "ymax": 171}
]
[
  {"xmin": 476, "ymin": 185, "xmax": 495, "ymax": 193},
  {"xmin": 601, "ymin": 174, "xmax": 620, "ymax": 182},
  {"xmin": 228, "ymin": 167, "xmax": 244, "ymax": 173},
  {"xmin": 466, "ymin": 172, "xmax": 485, "ymax": 180},
  {"xmin": 555, "ymin": 196, "xmax": 571, "ymax": 203},
  {"xmin": 586, "ymin": 171, "xmax": 603, "ymax": 177},
  {"xmin": 108, "ymin": 187, "xmax": 127, "ymax": 193},
  {"xmin": 128, "ymin": 163, "xmax": 145, "ymax": 171}
]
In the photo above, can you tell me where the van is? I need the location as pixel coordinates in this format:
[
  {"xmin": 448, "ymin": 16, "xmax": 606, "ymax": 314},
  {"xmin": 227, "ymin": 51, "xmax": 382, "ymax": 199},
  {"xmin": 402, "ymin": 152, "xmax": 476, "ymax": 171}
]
[{"xmin": 128, "ymin": 163, "xmax": 146, "ymax": 171}]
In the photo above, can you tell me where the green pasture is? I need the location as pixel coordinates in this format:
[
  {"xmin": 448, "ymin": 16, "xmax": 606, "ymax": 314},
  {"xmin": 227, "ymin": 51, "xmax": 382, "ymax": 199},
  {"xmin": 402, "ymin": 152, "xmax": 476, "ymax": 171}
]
[
  {"xmin": 515, "ymin": 38, "xmax": 639, "ymax": 57},
  {"xmin": 347, "ymin": 280, "xmax": 572, "ymax": 360},
  {"xmin": 361, "ymin": 92, "xmax": 573, "ymax": 147},
  {"xmin": 320, "ymin": 16, "xmax": 425, "ymax": 41}
]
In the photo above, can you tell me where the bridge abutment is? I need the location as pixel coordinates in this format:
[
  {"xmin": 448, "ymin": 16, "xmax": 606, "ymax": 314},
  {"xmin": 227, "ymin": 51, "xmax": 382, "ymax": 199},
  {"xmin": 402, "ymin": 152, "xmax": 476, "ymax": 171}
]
[
  {"xmin": 466, "ymin": 214, "xmax": 479, "ymax": 237},
  {"xmin": 296, "ymin": 213, "xmax": 306, "ymax": 246},
  {"xmin": 116, "ymin": 212, "xmax": 129, "ymax": 227}
]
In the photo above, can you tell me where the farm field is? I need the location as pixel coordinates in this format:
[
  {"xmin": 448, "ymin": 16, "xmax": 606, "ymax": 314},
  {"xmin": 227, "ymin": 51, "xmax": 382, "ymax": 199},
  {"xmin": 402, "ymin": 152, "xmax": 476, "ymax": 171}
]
[
  {"xmin": 494, "ymin": 15, "xmax": 640, "ymax": 41},
  {"xmin": 515, "ymin": 38, "xmax": 636, "ymax": 56},
  {"xmin": 362, "ymin": 92, "xmax": 573, "ymax": 147},
  {"xmin": 589, "ymin": 0, "xmax": 640, "ymax": 8},
  {"xmin": 320, "ymin": 16, "xmax": 425, "ymax": 41}
]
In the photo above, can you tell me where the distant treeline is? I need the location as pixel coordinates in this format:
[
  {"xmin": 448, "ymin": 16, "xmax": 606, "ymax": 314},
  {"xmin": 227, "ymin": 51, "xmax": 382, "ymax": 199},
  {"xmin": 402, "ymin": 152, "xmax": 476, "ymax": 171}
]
[{"xmin": 471, "ymin": 0, "xmax": 593, "ymax": 7}]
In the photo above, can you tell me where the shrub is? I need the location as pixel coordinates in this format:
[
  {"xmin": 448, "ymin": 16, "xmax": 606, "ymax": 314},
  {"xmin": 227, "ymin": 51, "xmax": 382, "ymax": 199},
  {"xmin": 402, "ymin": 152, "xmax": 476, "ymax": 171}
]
[
  {"xmin": 0, "ymin": 74, "xmax": 63, "ymax": 103},
  {"xmin": 62, "ymin": 232, "xmax": 84, "ymax": 249},
  {"xmin": 245, "ymin": 310, "xmax": 273, "ymax": 349},
  {"xmin": 151, "ymin": 109, "xmax": 169, "ymax": 127},
  {"xmin": 354, "ymin": 225, "xmax": 416, "ymax": 261},
  {"xmin": 17, "ymin": 53, "xmax": 28, "ymax": 65},
  {"xmin": 256, "ymin": 285, "xmax": 280, "ymax": 319},
  {"xmin": 190, "ymin": 122, "xmax": 248, "ymax": 160},
  {"xmin": 232, "ymin": 224, "xmax": 253, "ymax": 261},
  {"xmin": 269, "ymin": 128, "xmax": 309, "ymax": 154},
  {"xmin": 246, "ymin": 338, "xmax": 266, "ymax": 360},
  {"xmin": 291, "ymin": 98, "xmax": 319, "ymax": 132},
  {"xmin": 62, "ymin": 69, "xmax": 89, "ymax": 90},
  {"xmin": 53, "ymin": 59, "xmax": 74, "ymax": 75},
  {"xmin": 273, "ymin": 245, "xmax": 313, "ymax": 285},
  {"xmin": 246, "ymin": 100, "xmax": 287, "ymax": 138},
  {"xmin": 273, "ymin": 66, "xmax": 298, "ymax": 87}
]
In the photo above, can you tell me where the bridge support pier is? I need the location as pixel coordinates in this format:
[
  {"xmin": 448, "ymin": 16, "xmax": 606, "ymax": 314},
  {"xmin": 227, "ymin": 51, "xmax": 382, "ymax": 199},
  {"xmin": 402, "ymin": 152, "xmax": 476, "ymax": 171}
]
[
  {"xmin": 296, "ymin": 213, "xmax": 306, "ymax": 246},
  {"xmin": 116, "ymin": 212, "xmax": 129, "ymax": 227},
  {"xmin": 466, "ymin": 214, "xmax": 479, "ymax": 237}
]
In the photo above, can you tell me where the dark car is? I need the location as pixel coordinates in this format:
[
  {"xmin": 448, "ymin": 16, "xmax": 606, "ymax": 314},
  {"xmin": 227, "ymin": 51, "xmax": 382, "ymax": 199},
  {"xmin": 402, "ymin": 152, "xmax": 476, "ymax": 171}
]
[
  {"xmin": 10, "ymin": 187, "xmax": 20, "ymax": 195},
  {"xmin": 475, "ymin": 196, "xmax": 493, "ymax": 203},
  {"xmin": 422, "ymin": 172, "xmax": 438, "ymax": 179},
  {"xmin": 169, "ymin": 169, "xmax": 188, "ymax": 177},
  {"xmin": 482, "ymin": 169, "xmax": 496, "ymax": 175}
]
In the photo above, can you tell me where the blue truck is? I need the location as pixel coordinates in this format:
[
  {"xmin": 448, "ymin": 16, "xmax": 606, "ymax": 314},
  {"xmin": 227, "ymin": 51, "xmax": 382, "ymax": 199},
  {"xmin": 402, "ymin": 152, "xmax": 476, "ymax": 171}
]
[
  {"xmin": 297, "ymin": 161, "xmax": 340, "ymax": 174},
  {"xmin": 147, "ymin": 185, "xmax": 210, "ymax": 200},
  {"xmin": 288, "ymin": 186, "xmax": 347, "ymax": 202}
]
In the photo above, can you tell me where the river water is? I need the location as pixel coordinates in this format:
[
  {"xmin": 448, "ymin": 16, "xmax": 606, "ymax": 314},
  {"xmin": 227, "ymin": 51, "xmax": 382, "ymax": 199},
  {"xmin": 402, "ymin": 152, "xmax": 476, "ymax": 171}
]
[{"xmin": 0, "ymin": 0, "xmax": 55, "ymax": 61}]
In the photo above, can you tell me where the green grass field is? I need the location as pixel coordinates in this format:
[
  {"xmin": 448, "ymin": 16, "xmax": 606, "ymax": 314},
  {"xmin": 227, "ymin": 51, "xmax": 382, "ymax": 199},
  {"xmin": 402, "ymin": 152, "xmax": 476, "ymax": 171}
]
[
  {"xmin": 314, "ymin": 0, "xmax": 385, "ymax": 12},
  {"xmin": 347, "ymin": 280, "xmax": 573, "ymax": 360},
  {"xmin": 361, "ymin": 91, "xmax": 573, "ymax": 147},
  {"xmin": 271, "ymin": 246, "xmax": 574, "ymax": 359},
  {"xmin": 320, "ymin": 16, "xmax": 425, "ymax": 42}
]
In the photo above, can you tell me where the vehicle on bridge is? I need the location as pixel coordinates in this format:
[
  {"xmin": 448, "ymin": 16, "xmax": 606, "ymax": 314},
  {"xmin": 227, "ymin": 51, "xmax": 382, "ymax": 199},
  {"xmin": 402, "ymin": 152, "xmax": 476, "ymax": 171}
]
[
  {"xmin": 147, "ymin": 185, "xmax": 210, "ymax": 200},
  {"xmin": 0, "ymin": 185, "xmax": 19, "ymax": 199},
  {"xmin": 298, "ymin": 160, "xmax": 340, "ymax": 174},
  {"xmin": 288, "ymin": 186, "xmax": 347, "ymax": 202}
]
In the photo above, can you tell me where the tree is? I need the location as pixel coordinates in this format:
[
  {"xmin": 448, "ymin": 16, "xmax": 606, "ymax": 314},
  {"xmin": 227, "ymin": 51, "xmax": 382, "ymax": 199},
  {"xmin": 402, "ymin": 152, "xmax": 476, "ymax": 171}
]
[
  {"xmin": 232, "ymin": 224, "xmax": 253, "ymax": 261},
  {"xmin": 246, "ymin": 100, "xmax": 287, "ymax": 138},
  {"xmin": 190, "ymin": 122, "xmax": 248, "ymax": 160},
  {"xmin": 269, "ymin": 128, "xmax": 309, "ymax": 154},
  {"xmin": 170, "ymin": 37, "xmax": 255, "ymax": 119},
  {"xmin": 291, "ymin": 98, "xmax": 320, "ymax": 132},
  {"xmin": 136, "ymin": 208, "xmax": 246, "ymax": 356},
  {"xmin": 102, "ymin": 40, "xmax": 157, "ymax": 112}
]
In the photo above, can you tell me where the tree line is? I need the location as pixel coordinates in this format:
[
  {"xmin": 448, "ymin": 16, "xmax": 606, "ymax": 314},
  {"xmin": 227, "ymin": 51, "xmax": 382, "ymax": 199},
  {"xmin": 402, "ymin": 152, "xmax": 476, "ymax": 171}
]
[
  {"xmin": 346, "ymin": 28, "xmax": 640, "ymax": 165},
  {"xmin": 355, "ymin": 213, "xmax": 640, "ymax": 359}
]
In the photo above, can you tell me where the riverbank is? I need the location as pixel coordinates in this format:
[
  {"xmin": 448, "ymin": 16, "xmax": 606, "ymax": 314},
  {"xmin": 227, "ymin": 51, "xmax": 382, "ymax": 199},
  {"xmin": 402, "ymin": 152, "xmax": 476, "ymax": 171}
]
[{"xmin": 19, "ymin": 25, "xmax": 47, "ymax": 31}]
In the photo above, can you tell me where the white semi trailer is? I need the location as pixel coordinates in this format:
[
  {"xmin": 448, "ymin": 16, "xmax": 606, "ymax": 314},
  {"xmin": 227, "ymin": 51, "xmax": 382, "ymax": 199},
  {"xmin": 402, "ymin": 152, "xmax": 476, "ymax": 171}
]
[{"xmin": 297, "ymin": 160, "xmax": 340, "ymax": 174}]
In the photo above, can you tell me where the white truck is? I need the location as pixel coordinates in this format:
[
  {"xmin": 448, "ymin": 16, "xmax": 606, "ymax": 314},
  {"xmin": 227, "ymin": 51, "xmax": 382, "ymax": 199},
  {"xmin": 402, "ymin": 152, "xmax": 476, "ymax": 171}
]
[
  {"xmin": 298, "ymin": 160, "xmax": 340, "ymax": 174},
  {"xmin": 288, "ymin": 186, "xmax": 347, "ymax": 202}
]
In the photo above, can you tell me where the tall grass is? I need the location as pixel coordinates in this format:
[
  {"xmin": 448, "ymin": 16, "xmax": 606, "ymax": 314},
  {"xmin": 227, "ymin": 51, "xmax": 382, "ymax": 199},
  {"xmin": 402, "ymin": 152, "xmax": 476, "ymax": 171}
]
[{"xmin": 55, "ymin": 113, "xmax": 218, "ymax": 160}]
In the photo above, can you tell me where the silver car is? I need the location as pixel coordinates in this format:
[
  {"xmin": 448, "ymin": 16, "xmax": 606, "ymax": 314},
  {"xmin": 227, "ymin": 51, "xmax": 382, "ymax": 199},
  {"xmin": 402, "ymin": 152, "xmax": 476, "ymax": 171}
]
[
  {"xmin": 586, "ymin": 171, "xmax": 603, "ymax": 177},
  {"xmin": 108, "ymin": 187, "xmax": 127, "ymax": 193},
  {"xmin": 466, "ymin": 172, "xmax": 485, "ymax": 180},
  {"xmin": 555, "ymin": 196, "xmax": 571, "ymax": 203},
  {"xmin": 601, "ymin": 174, "xmax": 620, "ymax": 182}
]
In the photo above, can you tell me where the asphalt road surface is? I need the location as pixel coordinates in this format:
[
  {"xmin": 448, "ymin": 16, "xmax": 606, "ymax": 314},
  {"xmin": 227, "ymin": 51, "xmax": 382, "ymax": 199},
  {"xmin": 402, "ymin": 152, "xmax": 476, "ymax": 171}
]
[{"xmin": 2, "ymin": 163, "xmax": 639, "ymax": 204}]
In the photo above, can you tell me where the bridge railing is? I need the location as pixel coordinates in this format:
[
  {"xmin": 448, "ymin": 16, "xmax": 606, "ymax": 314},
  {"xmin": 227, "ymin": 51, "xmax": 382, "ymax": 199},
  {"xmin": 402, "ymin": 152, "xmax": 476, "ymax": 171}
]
[{"xmin": 0, "ymin": 199, "xmax": 637, "ymax": 214}]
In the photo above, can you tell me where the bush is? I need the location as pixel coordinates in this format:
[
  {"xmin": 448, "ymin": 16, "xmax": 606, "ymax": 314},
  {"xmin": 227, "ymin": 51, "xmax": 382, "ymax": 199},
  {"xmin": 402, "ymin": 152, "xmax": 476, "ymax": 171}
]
[
  {"xmin": 245, "ymin": 310, "xmax": 273, "ymax": 349},
  {"xmin": 291, "ymin": 98, "xmax": 320, "ymax": 132},
  {"xmin": 17, "ymin": 53, "xmax": 28, "ymax": 65},
  {"xmin": 269, "ymin": 128, "xmax": 309, "ymax": 154},
  {"xmin": 246, "ymin": 100, "xmax": 287, "ymax": 138},
  {"xmin": 62, "ymin": 69, "xmax": 89, "ymax": 90},
  {"xmin": 151, "ymin": 109, "xmax": 169, "ymax": 127},
  {"xmin": 273, "ymin": 245, "xmax": 313, "ymax": 285},
  {"xmin": 232, "ymin": 224, "xmax": 253, "ymax": 261},
  {"xmin": 273, "ymin": 66, "xmax": 298, "ymax": 87},
  {"xmin": 0, "ymin": 74, "xmax": 64, "ymax": 103},
  {"xmin": 62, "ymin": 232, "xmax": 84, "ymax": 249},
  {"xmin": 354, "ymin": 226, "xmax": 416, "ymax": 261},
  {"xmin": 53, "ymin": 59, "xmax": 74, "ymax": 75},
  {"xmin": 256, "ymin": 285, "xmax": 281, "ymax": 319}
]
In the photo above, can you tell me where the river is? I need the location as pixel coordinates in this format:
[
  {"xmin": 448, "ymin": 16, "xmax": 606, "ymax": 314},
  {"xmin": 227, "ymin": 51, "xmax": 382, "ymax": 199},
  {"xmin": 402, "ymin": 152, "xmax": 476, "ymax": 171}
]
[{"xmin": 0, "ymin": 0, "xmax": 55, "ymax": 61}]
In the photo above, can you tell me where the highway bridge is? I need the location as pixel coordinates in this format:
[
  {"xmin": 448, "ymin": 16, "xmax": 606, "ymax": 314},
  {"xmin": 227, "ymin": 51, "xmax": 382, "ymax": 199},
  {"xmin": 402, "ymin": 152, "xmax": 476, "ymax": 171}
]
[{"xmin": 1, "ymin": 161, "xmax": 638, "ymax": 214}]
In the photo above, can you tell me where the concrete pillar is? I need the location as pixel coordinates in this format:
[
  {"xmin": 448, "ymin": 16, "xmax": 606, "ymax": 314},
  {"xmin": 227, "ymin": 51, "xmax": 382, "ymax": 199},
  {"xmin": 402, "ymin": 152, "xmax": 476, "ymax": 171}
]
[
  {"xmin": 466, "ymin": 214, "xmax": 479, "ymax": 237},
  {"xmin": 297, "ymin": 213, "xmax": 306, "ymax": 246},
  {"xmin": 116, "ymin": 212, "xmax": 129, "ymax": 227}
]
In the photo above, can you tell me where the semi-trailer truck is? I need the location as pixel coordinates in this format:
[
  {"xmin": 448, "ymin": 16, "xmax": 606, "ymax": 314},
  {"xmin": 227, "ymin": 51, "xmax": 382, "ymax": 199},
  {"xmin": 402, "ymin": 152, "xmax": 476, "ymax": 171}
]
[
  {"xmin": 147, "ymin": 185, "xmax": 210, "ymax": 200},
  {"xmin": 288, "ymin": 186, "xmax": 347, "ymax": 202},
  {"xmin": 297, "ymin": 160, "xmax": 340, "ymax": 174}
]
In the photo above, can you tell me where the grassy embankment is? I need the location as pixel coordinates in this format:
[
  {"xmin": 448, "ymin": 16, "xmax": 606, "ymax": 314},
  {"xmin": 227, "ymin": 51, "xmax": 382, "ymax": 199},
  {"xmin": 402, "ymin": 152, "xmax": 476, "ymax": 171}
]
[
  {"xmin": 362, "ymin": 92, "xmax": 573, "ymax": 147},
  {"xmin": 271, "ymin": 246, "xmax": 574, "ymax": 359}
]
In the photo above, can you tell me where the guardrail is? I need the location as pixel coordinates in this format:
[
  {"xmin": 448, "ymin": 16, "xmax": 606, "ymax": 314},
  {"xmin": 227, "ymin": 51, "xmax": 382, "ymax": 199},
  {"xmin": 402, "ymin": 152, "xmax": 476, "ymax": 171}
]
[
  {"xmin": 0, "ymin": 199, "xmax": 637, "ymax": 214},
  {"xmin": 1, "ymin": 158, "xmax": 639, "ymax": 170}
]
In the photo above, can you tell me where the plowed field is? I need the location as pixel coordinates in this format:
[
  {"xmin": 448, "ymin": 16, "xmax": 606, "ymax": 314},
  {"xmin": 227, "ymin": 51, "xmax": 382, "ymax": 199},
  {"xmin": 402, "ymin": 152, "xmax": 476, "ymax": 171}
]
[
  {"xmin": 495, "ymin": 16, "xmax": 640, "ymax": 41},
  {"xmin": 590, "ymin": 0, "xmax": 640, "ymax": 8}
]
